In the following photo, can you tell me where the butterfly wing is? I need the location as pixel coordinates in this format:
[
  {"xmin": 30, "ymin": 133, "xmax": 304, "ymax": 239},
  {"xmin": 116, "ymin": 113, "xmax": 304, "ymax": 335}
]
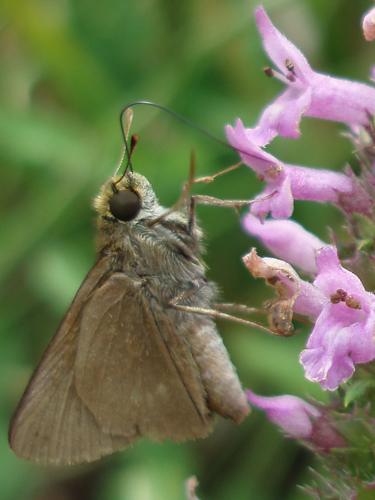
[
  {"xmin": 74, "ymin": 273, "xmax": 213, "ymax": 442},
  {"xmin": 9, "ymin": 257, "xmax": 133, "ymax": 466},
  {"xmin": 10, "ymin": 265, "xmax": 213, "ymax": 465}
]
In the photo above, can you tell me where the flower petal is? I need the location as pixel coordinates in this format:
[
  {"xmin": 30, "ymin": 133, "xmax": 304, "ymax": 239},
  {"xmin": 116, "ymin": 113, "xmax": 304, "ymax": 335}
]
[
  {"xmin": 251, "ymin": 176, "xmax": 293, "ymax": 219},
  {"xmin": 314, "ymin": 247, "xmax": 368, "ymax": 301},
  {"xmin": 284, "ymin": 165, "xmax": 352, "ymax": 202},
  {"xmin": 243, "ymin": 214, "xmax": 325, "ymax": 274},
  {"xmin": 254, "ymin": 6, "xmax": 313, "ymax": 82},
  {"xmin": 247, "ymin": 390, "xmax": 320, "ymax": 438},
  {"xmin": 301, "ymin": 303, "xmax": 375, "ymax": 390},
  {"xmin": 294, "ymin": 280, "xmax": 326, "ymax": 320},
  {"xmin": 247, "ymin": 86, "xmax": 312, "ymax": 145},
  {"xmin": 300, "ymin": 306, "xmax": 352, "ymax": 388},
  {"xmin": 225, "ymin": 119, "xmax": 282, "ymax": 173},
  {"xmin": 308, "ymin": 74, "xmax": 375, "ymax": 127}
]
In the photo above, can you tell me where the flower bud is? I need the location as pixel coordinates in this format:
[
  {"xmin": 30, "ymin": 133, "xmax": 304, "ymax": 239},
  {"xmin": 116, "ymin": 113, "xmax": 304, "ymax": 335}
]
[
  {"xmin": 247, "ymin": 390, "xmax": 345, "ymax": 450},
  {"xmin": 362, "ymin": 7, "xmax": 375, "ymax": 41}
]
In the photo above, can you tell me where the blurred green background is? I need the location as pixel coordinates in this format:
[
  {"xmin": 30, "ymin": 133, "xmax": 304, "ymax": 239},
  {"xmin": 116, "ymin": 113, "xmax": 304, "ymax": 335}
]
[{"xmin": 0, "ymin": 0, "xmax": 373, "ymax": 498}]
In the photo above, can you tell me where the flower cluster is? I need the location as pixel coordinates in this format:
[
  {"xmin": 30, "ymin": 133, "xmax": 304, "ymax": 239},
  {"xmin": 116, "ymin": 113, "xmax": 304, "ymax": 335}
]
[
  {"xmin": 244, "ymin": 246, "xmax": 375, "ymax": 391},
  {"xmin": 228, "ymin": 6, "xmax": 375, "ymax": 447}
]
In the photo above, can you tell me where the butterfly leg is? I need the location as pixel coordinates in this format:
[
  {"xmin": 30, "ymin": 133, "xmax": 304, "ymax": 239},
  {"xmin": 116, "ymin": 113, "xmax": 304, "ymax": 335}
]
[
  {"xmin": 191, "ymin": 162, "xmax": 242, "ymax": 185},
  {"xmin": 182, "ymin": 155, "xmax": 243, "ymax": 199},
  {"xmin": 214, "ymin": 302, "xmax": 264, "ymax": 316},
  {"xmin": 188, "ymin": 195, "xmax": 244, "ymax": 233},
  {"xmin": 147, "ymin": 159, "xmax": 243, "ymax": 227},
  {"xmin": 170, "ymin": 302, "xmax": 277, "ymax": 336},
  {"xmin": 187, "ymin": 192, "xmax": 275, "ymax": 233}
]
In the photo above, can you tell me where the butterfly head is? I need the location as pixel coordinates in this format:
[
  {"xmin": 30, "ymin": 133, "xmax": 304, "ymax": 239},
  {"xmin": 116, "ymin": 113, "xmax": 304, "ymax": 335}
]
[{"xmin": 94, "ymin": 172, "xmax": 160, "ymax": 223}]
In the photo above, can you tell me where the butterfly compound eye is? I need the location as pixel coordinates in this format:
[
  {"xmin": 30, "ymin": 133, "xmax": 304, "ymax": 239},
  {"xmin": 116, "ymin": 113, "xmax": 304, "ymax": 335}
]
[{"xmin": 109, "ymin": 189, "xmax": 141, "ymax": 221}]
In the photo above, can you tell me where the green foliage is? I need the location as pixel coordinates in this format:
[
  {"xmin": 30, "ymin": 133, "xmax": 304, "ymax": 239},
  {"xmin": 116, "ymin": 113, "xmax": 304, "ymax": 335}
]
[{"xmin": 0, "ymin": 0, "xmax": 372, "ymax": 498}]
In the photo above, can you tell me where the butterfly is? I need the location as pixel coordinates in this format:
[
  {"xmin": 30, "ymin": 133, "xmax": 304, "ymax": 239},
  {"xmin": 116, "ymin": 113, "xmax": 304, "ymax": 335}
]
[{"xmin": 9, "ymin": 122, "xmax": 252, "ymax": 465}]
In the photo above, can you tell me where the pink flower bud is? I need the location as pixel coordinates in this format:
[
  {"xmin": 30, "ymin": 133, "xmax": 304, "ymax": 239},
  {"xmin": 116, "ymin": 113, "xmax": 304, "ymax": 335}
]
[
  {"xmin": 247, "ymin": 390, "xmax": 345, "ymax": 450},
  {"xmin": 243, "ymin": 214, "xmax": 325, "ymax": 274},
  {"xmin": 362, "ymin": 7, "xmax": 375, "ymax": 41}
]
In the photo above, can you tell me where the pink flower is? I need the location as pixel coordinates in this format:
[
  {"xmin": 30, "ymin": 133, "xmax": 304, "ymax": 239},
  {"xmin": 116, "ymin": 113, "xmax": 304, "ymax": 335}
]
[
  {"xmin": 226, "ymin": 119, "xmax": 353, "ymax": 218},
  {"xmin": 247, "ymin": 390, "xmax": 345, "ymax": 449},
  {"xmin": 243, "ymin": 214, "xmax": 325, "ymax": 274},
  {"xmin": 244, "ymin": 246, "xmax": 375, "ymax": 390},
  {"xmin": 240, "ymin": 6, "xmax": 375, "ymax": 146},
  {"xmin": 247, "ymin": 390, "xmax": 321, "ymax": 438},
  {"xmin": 300, "ymin": 247, "xmax": 375, "ymax": 390},
  {"xmin": 363, "ymin": 7, "xmax": 375, "ymax": 41}
]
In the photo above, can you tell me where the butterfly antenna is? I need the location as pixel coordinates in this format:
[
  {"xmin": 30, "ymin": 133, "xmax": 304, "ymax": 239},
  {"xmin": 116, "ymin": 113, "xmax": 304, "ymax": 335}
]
[
  {"xmin": 118, "ymin": 100, "xmax": 240, "ymax": 168},
  {"xmin": 117, "ymin": 99, "xmax": 258, "ymax": 180},
  {"xmin": 114, "ymin": 109, "xmax": 140, "ymax": 187}
]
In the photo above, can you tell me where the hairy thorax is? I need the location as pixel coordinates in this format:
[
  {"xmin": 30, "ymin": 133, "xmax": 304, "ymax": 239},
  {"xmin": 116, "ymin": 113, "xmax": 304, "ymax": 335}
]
[{"xmin": 96, "ymin": 214, "xmax": 217, "ymax": 309}]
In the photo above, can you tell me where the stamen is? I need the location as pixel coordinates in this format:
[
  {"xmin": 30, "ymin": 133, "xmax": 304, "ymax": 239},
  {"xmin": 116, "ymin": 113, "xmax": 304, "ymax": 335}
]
[
  {"xmin": 285, "ymin": 59, "xmax": 296, "ymax": 74},
  {"xmin": 330, "ymin": 289, "xmax": 361, "ymax": 309},
  {"xmin": 263, "ymin": 66, "xmax": 291, "ymax": 85},
  {"xmin": 345, "ymin": 296, "xmax": 362, "ymax": 310},
  {"xmin": 330, "ymin": 289, "xmax": 347, "ymax": 304},
  {"xmin": 265, "ymin": 164, "xmax": 283, "ymax": 179}
]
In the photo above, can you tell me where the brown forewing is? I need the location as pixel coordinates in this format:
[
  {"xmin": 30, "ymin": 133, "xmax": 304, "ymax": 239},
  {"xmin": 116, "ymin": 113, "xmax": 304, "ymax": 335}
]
[
  {"xmin": 9, "ymin": 261, "xmax": 214, "ymax": 466},
  {"xmin": 8, "ymin": 257, "xmax": 133, "ymax": 466},
  {"xmin": 74, "ymin": 273, "xmax": 213, "ymax": 441}
]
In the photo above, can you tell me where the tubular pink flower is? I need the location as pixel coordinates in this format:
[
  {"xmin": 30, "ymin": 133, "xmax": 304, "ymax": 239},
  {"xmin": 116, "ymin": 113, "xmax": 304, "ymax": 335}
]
[
  {"xmin": 246, "ymin": 390, "xmax": 321, "ymax": 439},
  {"xmin": 300, "ymin": 247, "xmax": 375, "ymax": 390},
  {"xmin": 241, "ymin": 6, "xmax": 375, "ymax": 146},
  {"xmin": 226, "ymin": 119, "xmax": 353, "ymax": 218},
  {"xmin": 247, "ymin": 390, "xmax": 346, "ymax": 449},
  {"xmin": 363, "ymin": 7, "xmax": 375, "ymax": 41},
  {"xmin": 243, "ymin": 214, "xmax": 325, "ymax": 274},
  {"xmin": 245, "ymin": 246, "xmax": 375, "ymax": 389}
]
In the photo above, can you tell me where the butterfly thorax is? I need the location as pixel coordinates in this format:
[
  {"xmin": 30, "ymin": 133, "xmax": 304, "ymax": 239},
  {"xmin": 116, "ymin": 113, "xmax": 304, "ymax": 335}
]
[{"xmin": 94, "ymin": 172, "xmax": 215, "ymax": 307}]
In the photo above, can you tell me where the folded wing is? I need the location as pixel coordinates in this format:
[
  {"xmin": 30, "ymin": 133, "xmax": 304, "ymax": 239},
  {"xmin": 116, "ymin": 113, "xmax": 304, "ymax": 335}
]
[
  {"xmin": 75, "ymin": 273, "xmax": 213, "ymax": 442},
  {"xmin": 9, "ymin": 258, "xmax": 132, "ymax": 466},
  {"xmin": 10, "ymin": 264, "xmax": 214, "ymax": 466}
]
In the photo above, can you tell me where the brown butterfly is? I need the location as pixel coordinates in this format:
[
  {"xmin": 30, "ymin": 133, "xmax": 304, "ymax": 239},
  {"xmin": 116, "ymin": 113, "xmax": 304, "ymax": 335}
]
[{"xmin": 9, "ymin": 113, "xmax": 257, "ymax": 466}]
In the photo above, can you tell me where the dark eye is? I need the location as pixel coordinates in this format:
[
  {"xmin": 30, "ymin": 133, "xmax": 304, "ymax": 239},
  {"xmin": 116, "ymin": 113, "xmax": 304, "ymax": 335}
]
[{"xmin": 109, "ymin": 189, "xmax": 141, "ymax": 221}]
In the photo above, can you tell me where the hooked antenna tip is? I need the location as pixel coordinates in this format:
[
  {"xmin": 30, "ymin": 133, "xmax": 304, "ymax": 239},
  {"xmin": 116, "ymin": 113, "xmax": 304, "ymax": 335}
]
[{"xmin": 130, "ymin": 134, "xmax": 139, "ymax": 154}]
